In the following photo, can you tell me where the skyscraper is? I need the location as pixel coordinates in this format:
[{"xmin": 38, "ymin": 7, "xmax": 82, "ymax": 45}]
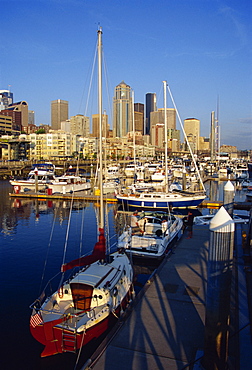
[
  {"xmin": 51, "ymin": 99, "xmax": 68, "ymax": 130},
  {"xmin": 145, "ymin": 93, "xmax": 157, "ymax": 135},
  {"xmin": 70, "ymin": 114, "xmax": 90, "ymax": 137},
  {"xmin": 149, "ymin": 108, "xmax": 177, "ymax": 146},
  {"xmin": 150, "ymin": 108, "xmax": 176, "ymax": 129},
  {"xmin": 134, "ymin": 103, "xmax": 144, "ymax": 133},
  {"xmin": 184, "ymin": 118, "xmax": 200, "ymax": 153},
  {"xmin": 113, "ymin": 81, "xmax": 132, "ymax": 138},
  {"xmin": 0, "ymin": 90, "xmax": 13, "ymax": 111},
  {"xmin": 92, "ymin": 113, "xmax": 108, "ymax": 138}
]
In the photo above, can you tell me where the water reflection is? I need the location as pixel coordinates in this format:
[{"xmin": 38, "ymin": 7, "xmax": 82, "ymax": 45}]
[{"xmin": 0, "ymin": 179, "xmax": 249, "ymax": 369}]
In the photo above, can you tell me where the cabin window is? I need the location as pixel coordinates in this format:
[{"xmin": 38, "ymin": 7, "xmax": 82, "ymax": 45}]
[{"xmin": 70, "ymin": 283, "xmax": 93, "ymax": 311}]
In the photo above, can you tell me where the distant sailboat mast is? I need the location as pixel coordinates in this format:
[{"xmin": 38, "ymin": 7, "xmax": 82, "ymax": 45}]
[
  {"xmin": 132, "ymin": 89, "xmax": 136, "ymax": 173},
  {"xmin": 215, "ymin": 96, "xmax": 220, "ymax": 167},
  {"xmin": 163, "ymin": 80, "xmax": 169, "ymax": 193},
  {"xmin": 210, "ymin": 111, "xmax": 216, "ymax": 163}
]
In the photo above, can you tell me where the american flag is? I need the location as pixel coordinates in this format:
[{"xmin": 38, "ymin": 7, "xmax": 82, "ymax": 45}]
[{"xmin": 30, "ymin": 313, "xmax": 43, "ymax": 328}]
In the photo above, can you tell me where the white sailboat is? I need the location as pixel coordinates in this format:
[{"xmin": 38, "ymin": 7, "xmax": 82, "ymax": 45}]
[
  {"xmin": 115, "ymin": 81, "xmax": 206, "ymax": 210},
  {"xmin": 29, "ymin": 27, "xmax": 134, "ymax": 358}
]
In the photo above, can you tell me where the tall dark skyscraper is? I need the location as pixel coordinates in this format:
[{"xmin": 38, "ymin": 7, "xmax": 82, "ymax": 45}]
[
  {"xmin": 145, "ymin": 93, "xmax": 157, "ymax": 135},
  {"xmin": 113, "ymin": 81, "xmax": 132, "ymax": 138}
]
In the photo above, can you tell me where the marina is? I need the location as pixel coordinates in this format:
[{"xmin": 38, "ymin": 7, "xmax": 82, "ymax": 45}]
[
  {"xmin": 1, "ymin": 3, "xmax": 251, "ymax": 369},
  {"xmin": 1, "ymin": 174, "xmax": 252, "ymax": 369}
]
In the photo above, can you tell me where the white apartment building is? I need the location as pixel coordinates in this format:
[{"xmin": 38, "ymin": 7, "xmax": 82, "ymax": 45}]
[{"xmin": 27, "ymin": 131, "xmax": 77, "ymax": 160}]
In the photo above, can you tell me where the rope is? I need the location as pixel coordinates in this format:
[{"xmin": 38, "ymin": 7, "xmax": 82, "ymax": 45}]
[
  {"xmin": 38, "ymin": 206, "xmax": 58, "ymax": 295},
  {"xmin": 105, "ymin": 202, "xmax": 111, "ymax": 255},
  {"xmin": 167, "ymin": 84, "xmax": 206, "ymax": 193},
  {"xmin": 79, "ymin": 201, "xmax": 86, "ymax": 260},
  {"xmin": 74, "ymin": 327, "xmax": 86, "ymax": 370},
  {"xmin": 58, "ymin": 195, "xmax": 74, "ymax": 289}
]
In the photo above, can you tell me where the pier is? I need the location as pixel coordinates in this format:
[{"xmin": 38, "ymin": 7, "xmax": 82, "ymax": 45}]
[
  {"xmin": 82, "ymin": 221, "xmax": 252, "ymax": 370},
  {"xmin": 8, "ymin": 190, "xmax": 252, "ymax": 211}
]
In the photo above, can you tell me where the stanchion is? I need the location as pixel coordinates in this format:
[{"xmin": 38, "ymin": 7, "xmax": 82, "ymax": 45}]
[{"xmin": 202, "ymin": 206, "xmax": 235, "ymax": 369}]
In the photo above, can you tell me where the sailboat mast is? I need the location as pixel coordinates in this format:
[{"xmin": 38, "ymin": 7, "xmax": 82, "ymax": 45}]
[
  {"xmin": 98, "ymin": 27, "xmax": 104, "ymax": 230},
  {"xmin": 163, "ymin": 80, "xmax": 168, "ymax": 193},
  {"xmin": 132, "ymin": 89, "xmax": 136, "ymax": 172}
]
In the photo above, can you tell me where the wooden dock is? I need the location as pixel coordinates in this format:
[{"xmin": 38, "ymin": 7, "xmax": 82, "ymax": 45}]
[{"xmin": 8, "ymin": 191, "xmax": 117, "ymax": 203}]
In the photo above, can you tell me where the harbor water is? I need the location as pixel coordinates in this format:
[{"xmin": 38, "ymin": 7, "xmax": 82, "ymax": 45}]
[{"xmin": 0, "ymin": 179, "xmax": 249, "ymax": 369}]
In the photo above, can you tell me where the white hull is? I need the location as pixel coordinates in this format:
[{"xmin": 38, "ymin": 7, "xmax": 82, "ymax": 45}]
[
  {"xmin": 118, "ymin": 212, "xmax": 183, "ymax": 260},
  {"xmin": 10, "ymin": 162, "xmax": 56, "ymax": 193},
  {"xmin": 10, "ymin": 180, "xmax": 50, "ymax": 192},
  {"xmin": 47, "ymin": 178, "xmax": 91, "ymax": 194}
]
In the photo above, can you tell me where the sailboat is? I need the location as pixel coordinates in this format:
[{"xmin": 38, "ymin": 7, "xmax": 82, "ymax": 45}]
[
  {"xmin": 29, "ymin": 27, "xmax": 134, "ymax": 358},
  {"xmin": 115, "ymin": 81, "xmax": 206, "ymax": 210}
]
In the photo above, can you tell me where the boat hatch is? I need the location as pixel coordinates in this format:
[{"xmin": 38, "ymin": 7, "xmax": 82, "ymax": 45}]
[{"xmin": 70, "ymin": 283, "xmax": 93, "ymax": 311}]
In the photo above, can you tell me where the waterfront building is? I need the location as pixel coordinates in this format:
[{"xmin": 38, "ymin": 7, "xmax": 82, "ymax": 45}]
[
  {"xmin": 151, "ymin": 123, "xmax": 165, "ymax": 148},
  {"xmin": 77, "ymin": 137, "xmax": 98, "ymax": 159},
  {"xmin": 1, "ymin": 101, "xmax": 28, "ymax": 131},
  {"xmin": 167, "ymin": 128, "xmax": 180, "ymax": 152},
  {"xmin": 145, "ymin": 93, "xmax": 157, "ymax": 135},
  {"xmin": 113, "ymin": 81, "xmax": 132, "ymax": 138},
  {"xmin": 61, "ymin": 119, "xmax": 71, "ymax": 133},
  {"xmin": 199, "ymin": 137, "xmax": 210, "ymax": 152},
  {"xmin": 0, "ymin": 114, "xmax": 12, "ymax": 135},
  {"xmin": 28, "ymin": 131, "xmax": 77, "ymax": 160},
  {"xmin": 184, "ymin": 118, "xmax": 200, "ymax": 153},
  {"xmin": 1, "ymin": 108, "xmax": 22, "ymax": 133},
  {"xmin": 51, "ymin": 99, "xmax": 68, "ymax": 130}
]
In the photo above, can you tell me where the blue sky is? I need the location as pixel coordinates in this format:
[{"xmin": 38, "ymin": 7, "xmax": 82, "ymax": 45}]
[{"xmin": 1, "ymin": 0, "xmax": 251, "ymax": 150}]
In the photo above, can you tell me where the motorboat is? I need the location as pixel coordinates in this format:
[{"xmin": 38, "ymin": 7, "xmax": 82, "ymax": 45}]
[
  {"xmin": 194, "ymin": 213, "xmax": 249, "ymax": 225},
  {"xmin": 105, "ymin": 165, "xmax": 121, "ymax": 180},
  {"xmin": 47, "ymin": 172, "xmax": 91, "ymax": 194},
  {"xmin": 117, "ymin": 210, "xmax": 183, "ymax": 261},
  {"xmin": 10, "ymin": 162, "xmax": 56, "ymax": 193}
]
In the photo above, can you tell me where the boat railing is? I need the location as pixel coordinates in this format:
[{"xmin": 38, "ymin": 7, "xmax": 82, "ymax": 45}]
[
  {"xmin": 172, "ymin": 189, "xmax": 206, "ymax": 196},
  {"xmin": 30, "ymin": 265, "xmax": 90, "ymax": 310}
]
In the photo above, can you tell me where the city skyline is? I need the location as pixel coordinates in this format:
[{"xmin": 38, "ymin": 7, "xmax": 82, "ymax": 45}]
[{"xmin": 1, "ymin": 0, "xmax": 251, "ymax": 150}]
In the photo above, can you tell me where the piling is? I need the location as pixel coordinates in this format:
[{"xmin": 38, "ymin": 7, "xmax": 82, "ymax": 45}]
[
  {"xmin": 182, "ymin": 168, "xmax": 187, "ymax": 190},
  {"xmin": 223, "ymin": 180, "xmax": 235, "ymax": 217},
  {"xmin": 201, "ymin": 206, "xmax": 235, "ymax": 369},
  {"xmin": 34, "ymin": 167, "xmax": 38, "ymax": 193}
]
